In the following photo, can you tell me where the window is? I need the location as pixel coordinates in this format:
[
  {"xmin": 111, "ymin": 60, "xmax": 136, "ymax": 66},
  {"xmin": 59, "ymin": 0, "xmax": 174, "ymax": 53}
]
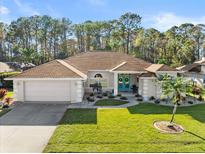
[
  {"xmin": 94, "ymin": 73, "xmax": 103, "ymax": 78},
  {"xmin": 89, "ymin": 73, "xmax": 108, "ymax": 87}
]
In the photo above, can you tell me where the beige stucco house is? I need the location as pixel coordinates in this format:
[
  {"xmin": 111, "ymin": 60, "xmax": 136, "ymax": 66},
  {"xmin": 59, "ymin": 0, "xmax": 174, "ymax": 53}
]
[{"xmin": 6, "ymin": 51, "xmax": 178, "ymax": 103}]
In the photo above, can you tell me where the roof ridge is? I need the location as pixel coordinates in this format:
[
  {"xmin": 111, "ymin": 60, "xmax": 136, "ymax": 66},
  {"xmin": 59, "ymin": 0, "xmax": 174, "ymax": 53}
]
[
  {"xmin": 110, "ymin": 61, "xmax": 127, "ymax": 71},
  {"xmin": 145, "ymin": 64, "xmax": 164, "ymax": 73},
  {"xmin": 6, "ymin": 60, "xmax": 56, "ymax": 78},
  {"xmin": 157, "ymin": 64, "xmax": 164, "ymax": 70},
  {"xmin": 57, "ymin": 60, "xmax": 87, "ymax": 79}
]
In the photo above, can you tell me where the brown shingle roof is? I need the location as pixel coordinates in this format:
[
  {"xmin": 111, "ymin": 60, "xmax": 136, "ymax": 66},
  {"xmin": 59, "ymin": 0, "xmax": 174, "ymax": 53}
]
[
  {"xmin": 145, "ymin": 64, "xmax": 177, "ymax": 73},
  {"xmin": 158, "ymin": 64, "xmax": 177, "ymax": 71},
  {"xmin": 177, "ymin": 63, "xmax": 199, "ymax": 72},
  {"xmin": 140, "ymin": 72, "xmax": 156, "ymax": 77},
  {"xmin": 64, "ymin": 51, "xmax": 151, "ymax": 73},
  {"xmin": 9, "ymin": 51, "xmax": 153, "ymax": 78},
  {"xmin": 9, "ymin": 60, "xmax": 81, "ymax": 78}
]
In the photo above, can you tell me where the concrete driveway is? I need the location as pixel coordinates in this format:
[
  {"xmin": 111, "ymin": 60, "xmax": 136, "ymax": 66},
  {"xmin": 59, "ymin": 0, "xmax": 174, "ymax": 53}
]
[{"xmin": 0, "ymin": 103, "xmax": 67, "ymax": 153}]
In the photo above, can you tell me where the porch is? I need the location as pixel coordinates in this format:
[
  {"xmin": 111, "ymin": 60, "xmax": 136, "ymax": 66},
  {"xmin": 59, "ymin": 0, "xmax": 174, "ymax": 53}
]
[
  {"xmin": 85, "ymin": 71, "xmax": 142, "ymax": 95},
  {"xmin": 113, "ymin": 72, "xmax": 141, "ymax": 95}
]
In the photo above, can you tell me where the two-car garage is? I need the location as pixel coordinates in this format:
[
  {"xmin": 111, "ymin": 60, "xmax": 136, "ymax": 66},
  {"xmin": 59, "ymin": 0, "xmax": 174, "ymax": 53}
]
[
  {"xmin": 13, "ymin": 79, "xmax": 84, "ymax": 103},
  {"xmin": 24, "ymin": 80, "xmax": 71, "ymax": 102}
]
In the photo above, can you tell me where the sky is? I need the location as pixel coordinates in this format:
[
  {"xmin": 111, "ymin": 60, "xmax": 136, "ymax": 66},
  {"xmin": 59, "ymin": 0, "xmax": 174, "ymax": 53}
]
[{"xmin": 0, "ymin": 0, "xmax": 205, "ymax": 31}]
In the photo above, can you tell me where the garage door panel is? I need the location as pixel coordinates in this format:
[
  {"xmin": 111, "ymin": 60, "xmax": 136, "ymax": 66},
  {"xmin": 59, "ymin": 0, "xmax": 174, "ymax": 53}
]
[{"xmin": 25, "ymin": 81, "xmax": 71, "ymax": 102}]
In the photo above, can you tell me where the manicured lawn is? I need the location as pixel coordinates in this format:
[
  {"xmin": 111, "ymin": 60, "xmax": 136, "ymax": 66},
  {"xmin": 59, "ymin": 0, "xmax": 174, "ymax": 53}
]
[
  {"xmin": 94, "ymin": 99, "xmax": 128, "ymax": 106},
  {"xmin": 6, "ymin": 91, "xmax": 13, "ymax": 98},
  {"xmin": 44, "ymin": 103, "xmax": 205, "ymax": 153}
]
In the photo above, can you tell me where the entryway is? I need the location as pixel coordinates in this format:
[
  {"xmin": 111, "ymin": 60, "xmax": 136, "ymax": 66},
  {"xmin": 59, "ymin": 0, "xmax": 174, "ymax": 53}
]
[{"xmin": 118, "ymin": 74, "xmax": 131, "ymax": 92}]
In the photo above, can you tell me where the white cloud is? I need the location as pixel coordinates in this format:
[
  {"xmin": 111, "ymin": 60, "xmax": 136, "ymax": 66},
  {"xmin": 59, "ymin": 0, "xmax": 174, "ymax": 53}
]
[
  {"xmin": 0, "ymin": 6, "xmax": 10, "ymax": 15},
  {"xmin": 13, "ymin": 0, "xmax": 40, "ymax": 15},
  {"xmin": 87, "ymin": 0, "xmax": 106, "ymax": 6},
  {"xmin": 148, "ymin": 12, "xmax": 205, "ymax": 31}
]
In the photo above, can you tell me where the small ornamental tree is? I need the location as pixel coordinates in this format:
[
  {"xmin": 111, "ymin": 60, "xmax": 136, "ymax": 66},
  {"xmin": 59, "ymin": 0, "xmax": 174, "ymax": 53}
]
[{"xmin": 159, "ymin": 74, "xmax": 192, "ymax": 124}]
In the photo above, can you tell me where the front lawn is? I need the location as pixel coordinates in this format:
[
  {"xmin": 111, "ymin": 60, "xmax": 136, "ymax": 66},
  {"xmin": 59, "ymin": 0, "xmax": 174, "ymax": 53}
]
[
  {"xmin": 94, "ymin": 99, "xmax": 128, "ymax": 106},
  {"xmin": 44, "ymin": 103, "xmax": 205, "ymax": 153},
  {"xmin": 6, "ymin": 91, "xmax": 13, "ymax": 98}
]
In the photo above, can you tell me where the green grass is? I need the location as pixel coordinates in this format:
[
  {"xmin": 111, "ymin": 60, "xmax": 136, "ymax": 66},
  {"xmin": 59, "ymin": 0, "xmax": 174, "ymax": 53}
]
[
  {"xmin": 0, "ymin": 71, "xmax": 21, "ymax": 76},
  {"xmin": 94, "ymin": 99, "xmax": 128, "ymax": 106},
  {"xmin": 44, "ymin": 103, "xmax": 205, "ymax": 153},
  {"xmin": 6, "ymin": 91, "xmax": 13, "ymax": 98}
]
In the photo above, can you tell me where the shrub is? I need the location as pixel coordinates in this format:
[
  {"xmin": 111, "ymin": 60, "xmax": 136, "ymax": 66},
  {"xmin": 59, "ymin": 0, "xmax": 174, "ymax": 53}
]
[
  {"xmin": 154, "ymin": 99, "xmax": 160, "ymax": 104},
  {"xmin": 192, "ymin": 86, "xmax": 201, "ymax": 95},
  {"xmin": 108, "ymin": 95, "xmax": 115, "ymax": 99},
  {"xmin": 136, "ymin": 97, "xmax": 143, "ymax": 101},
  {"xmin": 87, "ymin": 97, "xmax": 95, "ymax": 102},
  {"xmin": 198, "ymin": 95, "xmax": 203, "ymax": 101},
  {"xmin": 182, "ymin": 97, "xmax": 186, "ymax": 101},
  {"xmin": 188, "ymin": 101, "xmax": 193, "ymax": 104},
  {"xmin": 103, "ymin": 92, "xmax": 108, "ymax": 96},
  {"xmin": 117, "ymin": 93, "xmax": 122, "ymax": 97},
  {"xmin": 120, "ymin": 96, "xmax": 127, "ymax": 100},
  {"xmin": 97, "ymin": 95, "xmax": 103, "ymax": 99},
  {"xmin": 135, "ymin": 94, "xmax": 142, "ymax": 97},
  {"xmin": 0, "ymin": 89, "xmax": 7, "ymax": 100},
  {"xmin": 160, "ymin": 98, "xmax": 167, "ymax": 102},
  {"xmin": 149, "ymin": 96, "xmax": 155, "ymax": 101}
]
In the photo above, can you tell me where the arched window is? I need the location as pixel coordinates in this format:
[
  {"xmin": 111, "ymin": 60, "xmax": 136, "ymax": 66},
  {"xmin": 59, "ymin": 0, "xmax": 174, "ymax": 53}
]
[{"xmin": 94, "ymin": 73, "xmax": 103, "ymax": 78}]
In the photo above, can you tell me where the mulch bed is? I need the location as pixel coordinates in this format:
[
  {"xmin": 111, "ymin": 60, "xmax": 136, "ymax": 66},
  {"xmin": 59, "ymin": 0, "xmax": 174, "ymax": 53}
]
[{"xmin": 153, "ymin": 121, "xmax": 184, "ymax": 134}]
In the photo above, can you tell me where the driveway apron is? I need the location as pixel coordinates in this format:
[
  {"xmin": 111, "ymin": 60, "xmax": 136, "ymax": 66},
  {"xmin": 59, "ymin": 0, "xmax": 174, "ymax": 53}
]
[{"xmin": 0, "ymin": 103, "xmax": 67, "ymax": 153}]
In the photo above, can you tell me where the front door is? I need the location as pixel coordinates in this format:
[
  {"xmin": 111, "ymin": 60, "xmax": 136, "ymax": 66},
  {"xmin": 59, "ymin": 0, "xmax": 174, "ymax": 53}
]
[{"xmin": 118, "ymin": 74, "xmax": 130, "ymax": 92}]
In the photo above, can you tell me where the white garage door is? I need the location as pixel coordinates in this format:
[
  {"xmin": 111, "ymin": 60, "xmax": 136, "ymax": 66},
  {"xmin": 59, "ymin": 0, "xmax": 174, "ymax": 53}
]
[{"xmin": 25, "ymin": 80, "xmax": 71, "ymax": 102}]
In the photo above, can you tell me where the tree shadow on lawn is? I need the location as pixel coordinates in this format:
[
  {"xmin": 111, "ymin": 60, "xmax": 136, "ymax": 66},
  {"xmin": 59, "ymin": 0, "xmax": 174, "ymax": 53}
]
[
  {"xmin": 127, "ymin": 103, "xmax": 205, "ymax": 123},
  {"xmin": 184, "ymin": 130, "xmax": 205, "ymax": 141},
  {"xmin": 128, "ymin": 103, "xmax": 205, "ymax": 142},
  {"xmin": 60, "ymin": 108, "xmax": 97, "ymax": 125}
]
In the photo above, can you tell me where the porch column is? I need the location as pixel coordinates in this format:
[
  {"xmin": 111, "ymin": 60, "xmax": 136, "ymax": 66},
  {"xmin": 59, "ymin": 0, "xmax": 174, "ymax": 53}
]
[{"xmin": 114, "ymin": 72, "xmax": 118, "ymax": 95}]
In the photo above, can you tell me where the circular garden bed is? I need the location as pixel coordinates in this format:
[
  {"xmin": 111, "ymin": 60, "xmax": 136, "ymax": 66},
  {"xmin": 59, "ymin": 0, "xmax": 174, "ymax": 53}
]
[{"xmin": 153, "ymin": 121, "xmax": 184, "ymax": 134}]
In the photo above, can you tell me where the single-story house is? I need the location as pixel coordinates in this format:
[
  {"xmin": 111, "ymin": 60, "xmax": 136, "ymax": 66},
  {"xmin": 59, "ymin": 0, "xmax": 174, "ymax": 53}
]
[
  {"xmin": 177, "ymin": 57, "xmax": 205, "ymax": 86},
  {"xmin": 6, "ymin": 51, "xmax": 178, "ymax": 103}
]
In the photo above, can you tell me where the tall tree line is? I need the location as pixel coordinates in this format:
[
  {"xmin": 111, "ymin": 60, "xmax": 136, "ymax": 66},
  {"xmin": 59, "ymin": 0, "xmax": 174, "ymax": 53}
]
[{"xmin": 0, "ymin": 12, "xmax": 205, "ymax": 67}]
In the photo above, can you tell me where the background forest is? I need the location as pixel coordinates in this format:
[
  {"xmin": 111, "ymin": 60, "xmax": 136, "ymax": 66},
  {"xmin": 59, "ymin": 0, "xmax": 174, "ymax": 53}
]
[{"xmin": 0, "ymin": 12, "xmax": 205, "ymax": 67}]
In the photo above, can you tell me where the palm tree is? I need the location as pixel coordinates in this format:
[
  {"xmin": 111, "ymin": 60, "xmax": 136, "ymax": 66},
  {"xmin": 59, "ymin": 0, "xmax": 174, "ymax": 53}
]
[{"xmin": 159, "ymin": 74, "xmax": 192, "ymax": 124}]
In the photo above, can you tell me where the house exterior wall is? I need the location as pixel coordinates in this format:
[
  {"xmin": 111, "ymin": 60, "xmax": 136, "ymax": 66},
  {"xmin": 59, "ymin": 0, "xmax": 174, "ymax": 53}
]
[
  {"xmin": 85, "ymin": 71, "xmax": 114, "ymax": 93},
  {"xmin": 74, "ymin": 80, "xmax": 84, "ymax": 103},
  {"xmin": 139, "ymin": 76, "xmax": 165, "ymax": 100},
  {"xmin": 140, "ymin": 77, "xmax": 158, "ymax": 100},
  {"xmin": 183, "ymin": 73, "xmax": 204, "ymax": 86},
  {"xmin": 201, "ymin": 65, "xmax": 205, "ymax": 73},
  {"xmin": 13, "ymin": 80, "xmax": 24, "ymax": 102},
  {"xmin": 139, "ymin": 72, "xmax": 180, "ymax": 100}
]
